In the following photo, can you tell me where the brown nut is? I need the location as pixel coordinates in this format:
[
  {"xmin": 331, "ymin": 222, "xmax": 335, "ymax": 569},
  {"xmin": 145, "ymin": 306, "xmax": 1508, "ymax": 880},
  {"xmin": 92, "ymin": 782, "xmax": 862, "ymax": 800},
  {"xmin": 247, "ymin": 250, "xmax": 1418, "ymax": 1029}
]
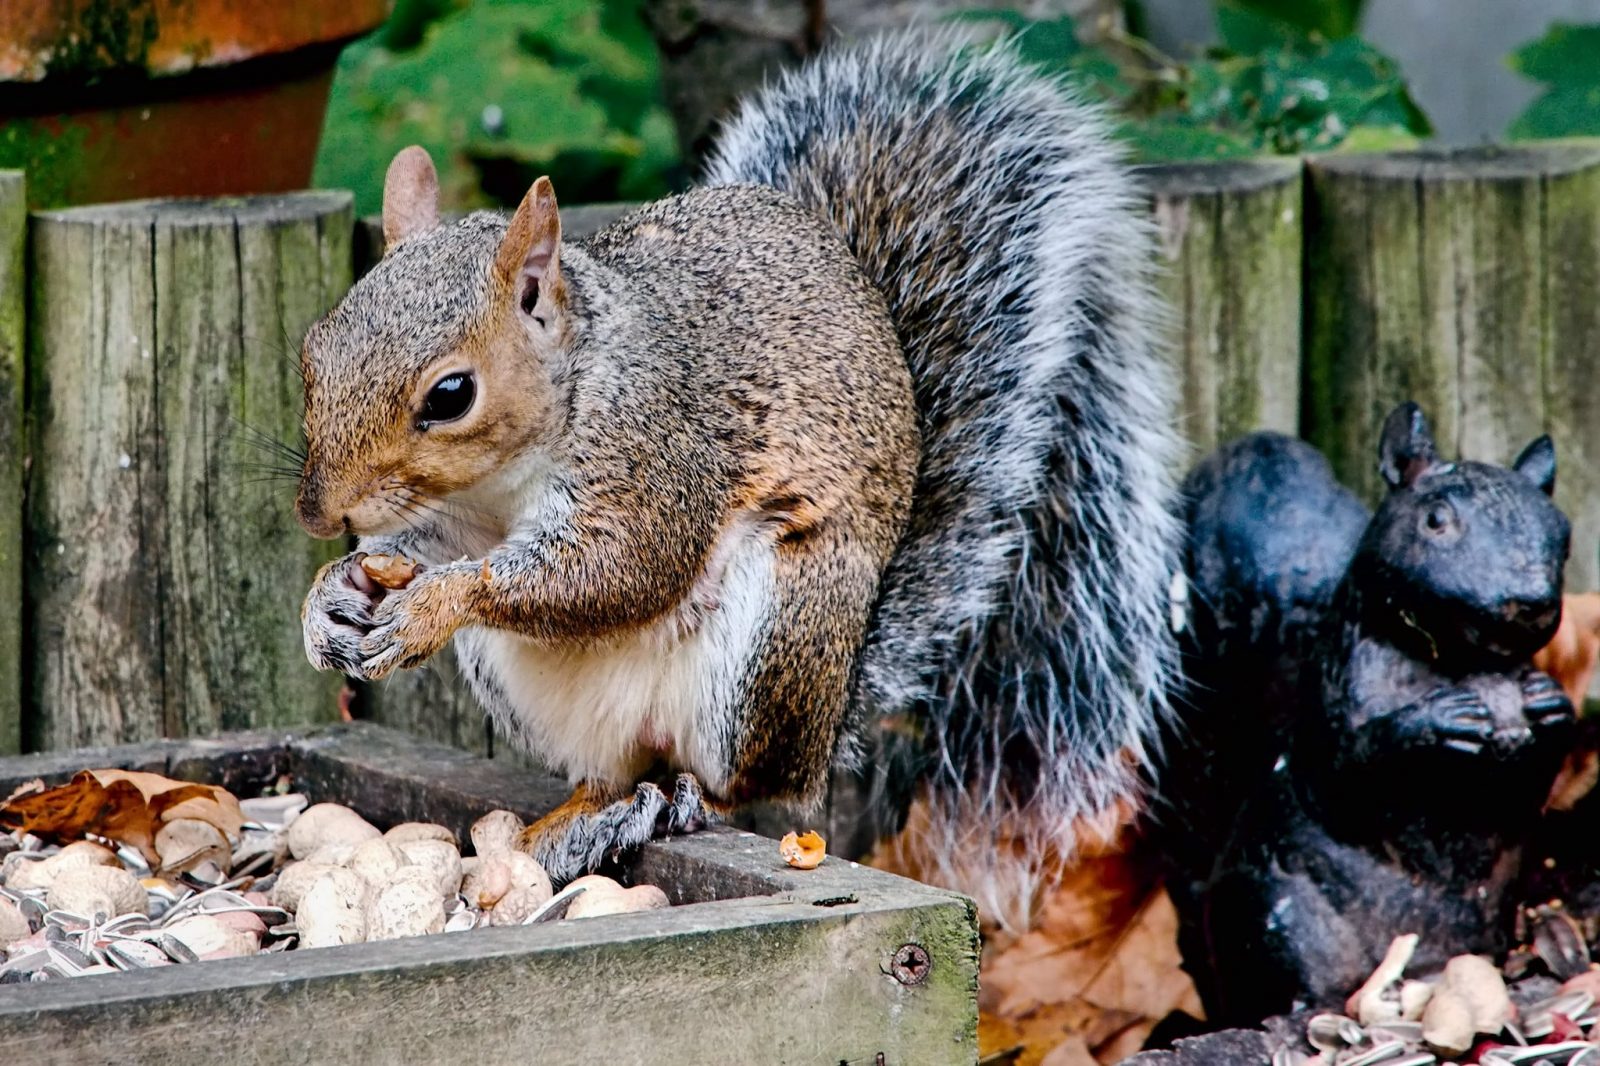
[
  {"xmin": 286, "ymin": 803, "xmax": 381, "ymax": 860},
  {"xmin": 46, "ymin": 864, "xmax": 147, "ymax": 918},
  {"xmin": 268, "ymin": 861, "xmax": 344, "ymax": 912},
  {"xmin": 565, "ymin": 879, "xmax": 669, "ymax": 920},
  {"xmin": 367, "ymin": 879, "xmax": 446, "ymax": 940},
  {"xmin": 394, "ymin": 839, "xmax": 462, "ymax": 898},
  {"xmin": 469, "ymin": 810, "xmax": 525, "ymax": 857},
  {"xmin": 347, "ymin": 838, "xmax": 409, "ymax": 889},
  {"xmin": 360, "ymin": 554, "xmax": 421, "ymax": 590},
  {"xmin": 383, "ymin": 822, "xmax": 457, "ymax": 846},
  {"xmin": 7, "ymin": 841, "xmax": 119, "ymax": 892},
  {"xmin": 297, "ymin": 868, "xmax": 369, "ymax": 948}
]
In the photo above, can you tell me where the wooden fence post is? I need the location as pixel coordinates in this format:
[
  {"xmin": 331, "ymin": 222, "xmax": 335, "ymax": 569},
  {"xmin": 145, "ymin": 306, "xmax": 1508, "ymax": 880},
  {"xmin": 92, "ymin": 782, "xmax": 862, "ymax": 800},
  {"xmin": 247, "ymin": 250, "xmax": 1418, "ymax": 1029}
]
[
  {"xmin": 26, "ymin": 193, "xmax": 352, "ymax": 749},
  {"xmin": 1145, "ymin": 159, "xmax": 1304, "ymax": 457},
  {"xmin": 0, "ymin": 172, "xmax": 22, "ymax": 755},
  {"xmin": 1304, "ymin": 144, "xmax": 1600, "ymax": 591}
]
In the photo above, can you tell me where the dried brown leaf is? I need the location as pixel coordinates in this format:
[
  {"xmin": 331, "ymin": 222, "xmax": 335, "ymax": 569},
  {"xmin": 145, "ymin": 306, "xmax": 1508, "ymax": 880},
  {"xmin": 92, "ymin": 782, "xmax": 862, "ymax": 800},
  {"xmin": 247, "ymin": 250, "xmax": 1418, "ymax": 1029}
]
[{"xmin": 0, "ymin": 769, "xmax": 243, "ymax": 864}]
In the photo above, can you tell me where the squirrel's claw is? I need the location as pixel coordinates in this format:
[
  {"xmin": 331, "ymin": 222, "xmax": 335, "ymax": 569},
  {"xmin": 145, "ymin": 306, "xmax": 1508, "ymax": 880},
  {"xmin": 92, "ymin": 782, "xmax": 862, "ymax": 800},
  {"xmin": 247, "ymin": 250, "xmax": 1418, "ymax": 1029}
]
[
  {"xmin": 303, "ymin": 553, "xmax": 382, "ymax": 676},
  {"xmin": 516, "ymin": 775, "xmax": 718, "ymax": 884},
  {"xmin": 519, "ymin": 782, "xmax": 669, "ymax": 884},
  {"xmin": 357, "ymin": 568, "xmax": 466, "ymax": 678}
]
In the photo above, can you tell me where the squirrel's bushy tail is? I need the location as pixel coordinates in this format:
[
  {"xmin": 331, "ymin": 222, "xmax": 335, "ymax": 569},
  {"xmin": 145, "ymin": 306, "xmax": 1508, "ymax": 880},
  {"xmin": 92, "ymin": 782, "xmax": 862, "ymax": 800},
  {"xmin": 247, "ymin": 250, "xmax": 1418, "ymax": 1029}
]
[{"xmin": 704, "ymin": 31, "xmax": 1182, "ymax": 930}]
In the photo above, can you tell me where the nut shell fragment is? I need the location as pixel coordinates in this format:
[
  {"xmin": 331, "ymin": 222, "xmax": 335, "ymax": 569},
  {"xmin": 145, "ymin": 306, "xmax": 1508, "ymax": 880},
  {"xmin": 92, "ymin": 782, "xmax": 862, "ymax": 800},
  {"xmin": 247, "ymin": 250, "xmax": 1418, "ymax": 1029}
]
[
  {"xmin": 1442, "ymin": 954, "xmax": 1512, "ymax": 1033},
  {"xmin": 0, "ymin": 898, "xmax": 28, "ymax": 949},
  {"xmin": 1420, "ymin": 987, "xmax": 1475, "ymax": 1057},
  {"xmin": 164, "ymin": 914, "xmax": 258, "ymax": 959},
  {"xmin": 1347, "ymin": 932, "xmax": 1418, "ymax": 1025},
  {"xmin": 779, "ymin": 830, "xmax": 826, "ymax": 870},
  {"xmin": 155, "ymin": 818, "xmax": 231, "ymax": 874}
]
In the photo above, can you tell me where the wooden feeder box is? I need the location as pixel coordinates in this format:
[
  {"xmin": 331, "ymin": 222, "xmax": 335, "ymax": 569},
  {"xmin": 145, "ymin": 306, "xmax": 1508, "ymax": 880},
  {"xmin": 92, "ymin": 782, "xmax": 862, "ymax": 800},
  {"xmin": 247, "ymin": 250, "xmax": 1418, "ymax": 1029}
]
[{"xmin": 0, "ymin": 723, "xmax": 979, "ymax": 1065}]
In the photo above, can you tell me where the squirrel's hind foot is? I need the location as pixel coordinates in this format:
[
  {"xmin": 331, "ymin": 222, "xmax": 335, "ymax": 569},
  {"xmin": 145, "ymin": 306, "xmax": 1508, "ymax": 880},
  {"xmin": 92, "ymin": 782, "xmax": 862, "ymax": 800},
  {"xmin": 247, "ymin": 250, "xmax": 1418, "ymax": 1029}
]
[{"xmin": 517, "ymin": 774, "xmax": 717, "ymax": 883}]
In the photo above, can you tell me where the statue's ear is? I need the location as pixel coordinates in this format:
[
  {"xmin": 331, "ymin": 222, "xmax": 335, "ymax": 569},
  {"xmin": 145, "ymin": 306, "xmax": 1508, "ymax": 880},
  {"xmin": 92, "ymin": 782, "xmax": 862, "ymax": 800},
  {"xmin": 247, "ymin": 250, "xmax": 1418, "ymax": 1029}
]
[
  {"xmin": 1377, "ymin": 402, "xmax": 1443, "ymax": 490},
  {"xmin": 495, "ymin": 175, "xmax": 563, "ymax": 319},
  {"xmin": 382, "ymin": 146, "xmax": 440, "ymax": 252},
  {"xmin": 1513, "ymin": 434, "xmax": 1557, "ymax": 496}
]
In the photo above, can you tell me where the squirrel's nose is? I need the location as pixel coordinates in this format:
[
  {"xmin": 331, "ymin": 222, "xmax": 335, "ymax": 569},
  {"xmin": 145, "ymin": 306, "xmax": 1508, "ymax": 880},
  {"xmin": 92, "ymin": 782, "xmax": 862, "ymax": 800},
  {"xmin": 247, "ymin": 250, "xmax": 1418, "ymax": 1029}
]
[{"xmin": 294, "ymin": 484, "xmax": 347, "ymax": 540}]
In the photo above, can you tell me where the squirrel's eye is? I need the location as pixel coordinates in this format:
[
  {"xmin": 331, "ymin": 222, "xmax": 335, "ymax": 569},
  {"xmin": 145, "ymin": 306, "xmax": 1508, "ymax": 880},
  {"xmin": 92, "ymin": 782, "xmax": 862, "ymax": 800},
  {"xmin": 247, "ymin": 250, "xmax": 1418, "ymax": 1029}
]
[
  {"xmin": 419, "ymin": 373, "xmax": 475, "ymax": 426},
  {"xmin": 1421, "ymin": 501, "xmax": 1454, "ymax": 534}
]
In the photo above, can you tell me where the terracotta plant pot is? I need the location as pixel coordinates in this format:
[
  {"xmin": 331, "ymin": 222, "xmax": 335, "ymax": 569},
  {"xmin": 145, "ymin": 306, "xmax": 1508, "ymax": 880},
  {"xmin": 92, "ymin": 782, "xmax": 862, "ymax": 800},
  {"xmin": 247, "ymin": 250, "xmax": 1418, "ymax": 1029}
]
[{"xmin": 0, "ymin": 0, "xmax": 392, "ymax": 208}]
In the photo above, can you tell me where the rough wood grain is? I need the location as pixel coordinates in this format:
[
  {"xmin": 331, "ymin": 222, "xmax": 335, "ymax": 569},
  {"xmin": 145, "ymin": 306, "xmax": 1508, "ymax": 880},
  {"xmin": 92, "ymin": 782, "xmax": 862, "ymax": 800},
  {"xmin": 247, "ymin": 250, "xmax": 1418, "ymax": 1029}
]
[
  {"xmin": 26, "ymin": 194, "xmax": 353, "ymax": 750},
  {"xmin": 1304, "ymin": 144, "xmax": 1600, "ymax": 591},
  {"xmin": 1146, "ymin": 159, "xmax": 1304, "ymax": 456},
  {"xmin": 0, "ymin": 723, "xmax": 980, "ymax": 1066},
  {"xmin": 0, "ymin": 172, "xmax": 22, "ymax": 755}
]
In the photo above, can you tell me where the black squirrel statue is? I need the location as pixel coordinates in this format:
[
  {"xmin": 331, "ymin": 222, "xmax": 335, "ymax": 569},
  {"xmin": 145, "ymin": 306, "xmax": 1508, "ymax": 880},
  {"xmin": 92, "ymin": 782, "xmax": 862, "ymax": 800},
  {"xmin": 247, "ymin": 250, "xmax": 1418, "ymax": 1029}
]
[{"xmin": 1161, "ymin": 402, "xmax": 1575, "ymax": 1026}]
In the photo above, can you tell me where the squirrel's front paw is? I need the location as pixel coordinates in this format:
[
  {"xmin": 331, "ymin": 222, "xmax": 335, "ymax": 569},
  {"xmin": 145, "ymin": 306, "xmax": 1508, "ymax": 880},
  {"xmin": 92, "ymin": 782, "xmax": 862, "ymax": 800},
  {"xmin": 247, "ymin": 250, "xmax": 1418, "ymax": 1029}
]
[
  {"xmin": 302, "ymin": 553, "xmax": 382, "ymax": 676},
  {"xmin": 516, "ymin": 775, "xmax": 714, "ymax": 884},
  {"xmin": 1522, "ymin": 669, "xmax": 1576, "ymax": 731},
  {"xmin": 358, "ymin": 567, "xmax": 473, "ymax": 679}
]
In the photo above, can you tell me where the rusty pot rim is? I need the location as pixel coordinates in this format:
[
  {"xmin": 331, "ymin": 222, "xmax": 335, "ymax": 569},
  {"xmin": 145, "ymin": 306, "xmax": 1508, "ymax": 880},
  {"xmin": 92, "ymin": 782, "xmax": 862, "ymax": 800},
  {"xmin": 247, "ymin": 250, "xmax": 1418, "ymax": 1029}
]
[{"xmin": 0, "ymin": 0, "xmax": 392, "ymax": 83}]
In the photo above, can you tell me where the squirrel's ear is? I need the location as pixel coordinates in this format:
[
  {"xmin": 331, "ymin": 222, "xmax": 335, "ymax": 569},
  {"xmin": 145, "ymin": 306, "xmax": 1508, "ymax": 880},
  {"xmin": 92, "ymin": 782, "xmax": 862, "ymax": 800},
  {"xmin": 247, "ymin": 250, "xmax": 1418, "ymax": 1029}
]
[
  {"xmin": 496, "ymin": 176, "xmax": 562, "ymax": 316},
  {"xmin": 1377, "ymin": 402, "xmax": 1442, "ymax": 490},
  {"xmin": 381, "ymin": 146, "xmax": 440, "ymax": 251},
  {"xmin": 1513, "ymin": 434, "xmax": 1557, "ymax": 496}
]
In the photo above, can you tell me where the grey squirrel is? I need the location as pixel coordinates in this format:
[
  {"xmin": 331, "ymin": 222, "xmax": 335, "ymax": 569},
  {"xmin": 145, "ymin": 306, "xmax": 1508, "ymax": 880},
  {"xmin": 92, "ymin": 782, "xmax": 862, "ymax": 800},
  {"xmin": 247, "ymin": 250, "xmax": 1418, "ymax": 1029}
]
[
  {"xmin": 293, "ymin": 32, "xmax": 1181, "ymax": 930},
  {"xmin": 1167, "ymin": 403, "xmax": 1573, "ymax": 1023}
]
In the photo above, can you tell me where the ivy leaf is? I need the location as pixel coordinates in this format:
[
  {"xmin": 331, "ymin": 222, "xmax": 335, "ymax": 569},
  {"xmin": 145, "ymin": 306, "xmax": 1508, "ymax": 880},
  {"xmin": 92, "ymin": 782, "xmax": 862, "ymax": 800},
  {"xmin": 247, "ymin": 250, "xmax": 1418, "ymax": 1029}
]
[
  {"xmin": 1508, "ymin": 22, "xmax": 1600, "ymax": 86},
  {"xmin": 1507, "ymin": 23, "xmax": 1600, "ymax": 139},
  {"xmin": 1510, "ymin": 85, "xmax": 1600, "ymax": 140}
]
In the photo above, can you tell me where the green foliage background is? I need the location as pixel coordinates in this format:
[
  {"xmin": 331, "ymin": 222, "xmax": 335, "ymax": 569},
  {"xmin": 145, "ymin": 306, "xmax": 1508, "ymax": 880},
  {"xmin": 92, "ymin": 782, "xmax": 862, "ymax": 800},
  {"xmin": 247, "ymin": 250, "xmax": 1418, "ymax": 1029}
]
[
  {"xmin": 968, "ymin": 1, "xmax": 1428, "ymax": 161},
  {"xmin": 313, "ymin": 0, "xmax": 680, "ymax": 216},
  {"xmin": 311, "ymin": 0, "xmax": 1600, "ymax": 210}
]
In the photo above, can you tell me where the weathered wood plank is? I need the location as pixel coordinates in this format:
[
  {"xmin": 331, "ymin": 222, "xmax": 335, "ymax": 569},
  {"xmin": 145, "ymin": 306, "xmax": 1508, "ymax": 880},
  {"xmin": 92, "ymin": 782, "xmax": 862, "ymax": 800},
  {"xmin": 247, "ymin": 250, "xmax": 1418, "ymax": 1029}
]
[
  {"xmin": 0, "ymin": 171, "xmax": 22, "ymax": 754},
  {"xmin": 1305, "ymin": 144, "xmax": 1600, "ymax": 591},
  {"xmin": 1146, "ymin": 159, "xmax": 1303, "ymax": 455},
  {"xmin": 26, "ymin": 194, "xmax": 353, "ymax": 749}
]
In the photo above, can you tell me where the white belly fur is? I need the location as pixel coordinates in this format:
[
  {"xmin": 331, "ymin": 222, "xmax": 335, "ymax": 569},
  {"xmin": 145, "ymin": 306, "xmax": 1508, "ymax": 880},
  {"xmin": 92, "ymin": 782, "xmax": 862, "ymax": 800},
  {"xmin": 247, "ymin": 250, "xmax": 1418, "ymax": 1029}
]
[{"xmin": 455, "ymin": 523, "xmax": 777, "ymax": 792}]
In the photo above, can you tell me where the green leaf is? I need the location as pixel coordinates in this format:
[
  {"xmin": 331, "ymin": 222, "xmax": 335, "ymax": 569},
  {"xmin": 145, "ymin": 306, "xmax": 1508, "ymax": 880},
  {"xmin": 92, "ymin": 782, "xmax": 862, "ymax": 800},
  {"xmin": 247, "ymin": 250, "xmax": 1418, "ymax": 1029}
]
[
  {"xmin": 314, "ymin": 0, "xmax": 678, "ymax": 215},
  {"xmin": 1509, "ymin": 86, "xmax": 1600, "ymax": 140},
  {"xmin": 1507, "ymin": 22, "xmax": 1600, "ymax": 87},
  {"xmin": 1222, "ymin": 0, "xmax": 1365, "ymax": 41},
  {"xmin": 1119, "ymin": 117, "xmax": 1259, "ymax": 161},
  {"xmin": 1216, "ymin": 4, "xmax": 1302, "ymax": 54}
]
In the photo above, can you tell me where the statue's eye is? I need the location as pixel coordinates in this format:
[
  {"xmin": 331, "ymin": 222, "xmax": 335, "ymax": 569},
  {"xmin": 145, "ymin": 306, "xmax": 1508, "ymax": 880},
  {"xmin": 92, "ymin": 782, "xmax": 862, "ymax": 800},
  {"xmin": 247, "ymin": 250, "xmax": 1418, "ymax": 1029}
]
[
  {"xmin": 1421, "ymin": 501, "xmax": 1454, "ymax": 534},
  {"xmin": 419, "ymin": 373, "xmax": 475, "ymax": 426}
]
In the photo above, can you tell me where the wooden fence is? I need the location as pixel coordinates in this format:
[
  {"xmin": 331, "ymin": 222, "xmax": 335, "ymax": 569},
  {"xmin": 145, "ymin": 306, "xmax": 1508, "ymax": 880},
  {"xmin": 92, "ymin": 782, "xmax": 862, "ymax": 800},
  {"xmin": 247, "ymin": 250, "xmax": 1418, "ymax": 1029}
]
[{"xmin": 3, "ymin": 141, "xmax": 1599, "ymax": 754}]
